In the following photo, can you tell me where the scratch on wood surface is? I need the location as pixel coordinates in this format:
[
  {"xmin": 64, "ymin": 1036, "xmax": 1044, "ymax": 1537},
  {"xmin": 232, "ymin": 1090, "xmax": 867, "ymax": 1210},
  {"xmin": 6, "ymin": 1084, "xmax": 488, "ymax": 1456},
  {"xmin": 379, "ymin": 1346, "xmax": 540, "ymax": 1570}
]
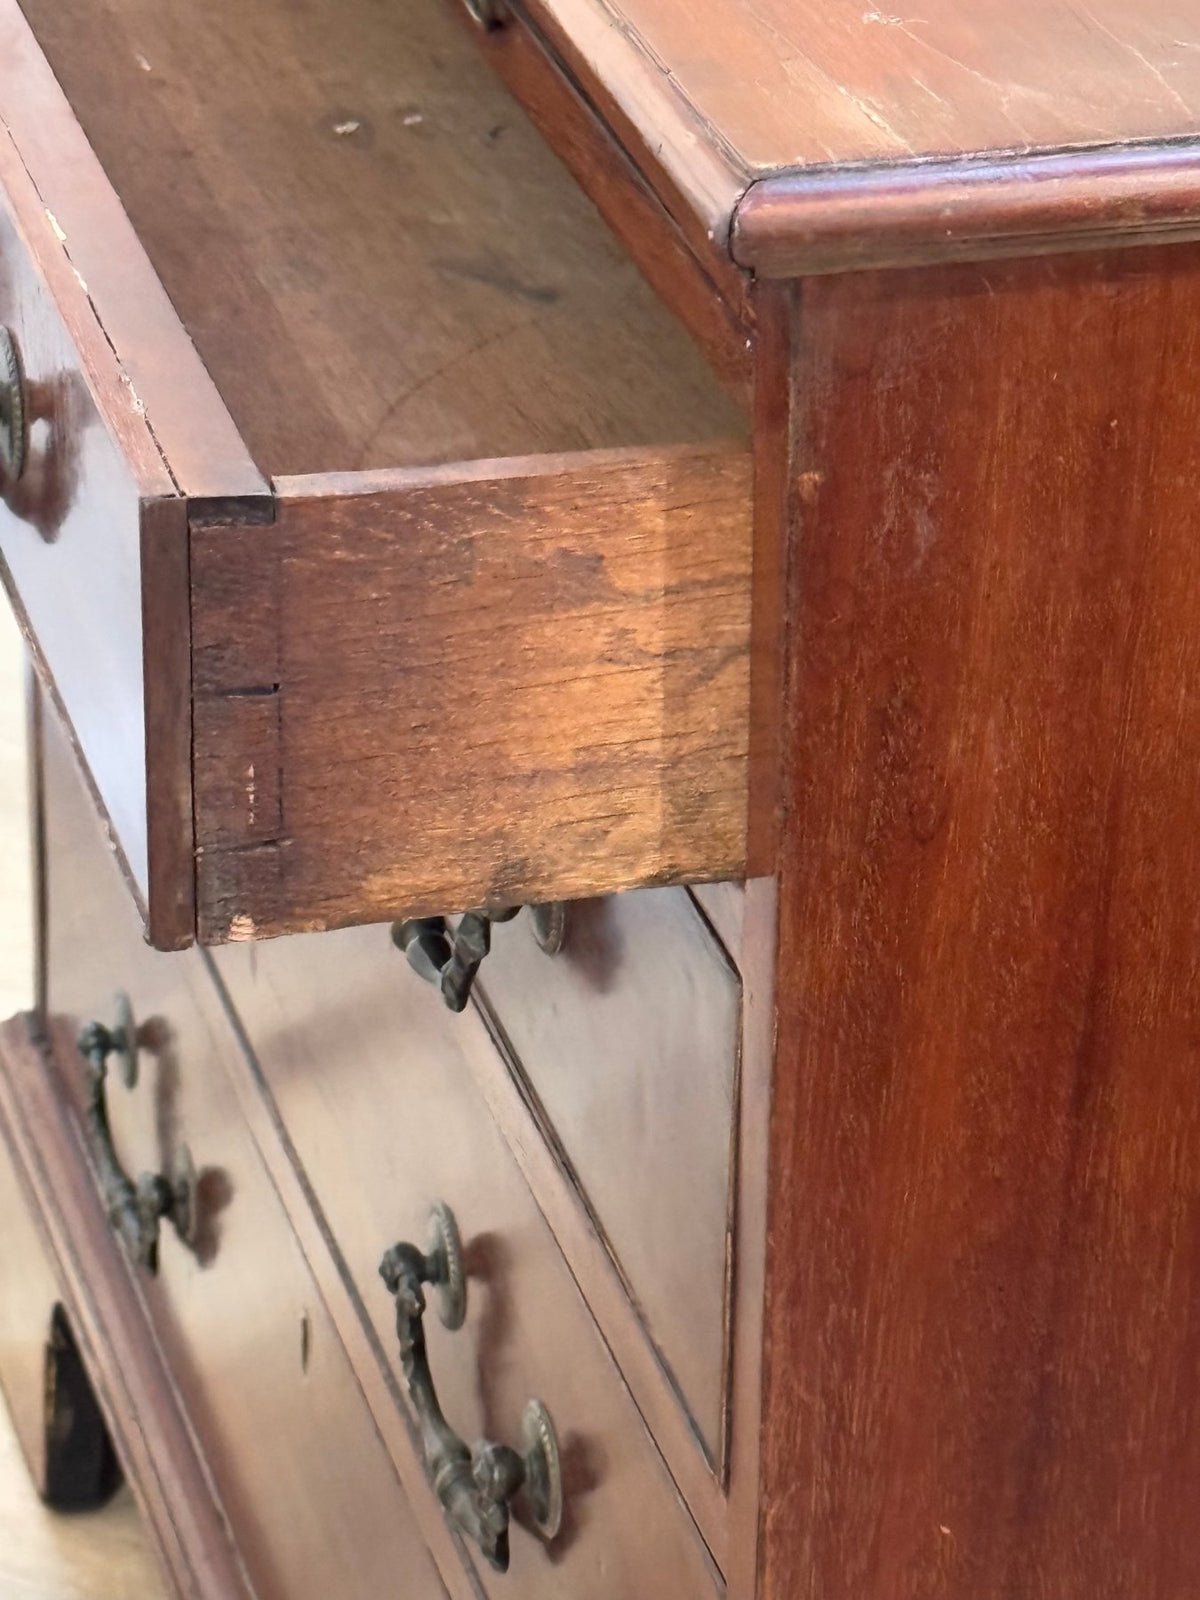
[
  {"xmin": 1073, "ymin": 4, "xmax": 1195, "ymax": 116},
  {"xmin": 353, "ymin": 317, "xmax": 541, "ymax": 469}
]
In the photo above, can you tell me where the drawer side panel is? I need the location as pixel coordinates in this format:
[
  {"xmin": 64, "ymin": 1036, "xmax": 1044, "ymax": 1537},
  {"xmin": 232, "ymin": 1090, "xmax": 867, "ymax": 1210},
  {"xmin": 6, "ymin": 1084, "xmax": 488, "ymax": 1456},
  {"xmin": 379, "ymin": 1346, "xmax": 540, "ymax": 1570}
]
[{"xmin": 192, "ymin": 443, "xmax": 751, "ymax": 940}]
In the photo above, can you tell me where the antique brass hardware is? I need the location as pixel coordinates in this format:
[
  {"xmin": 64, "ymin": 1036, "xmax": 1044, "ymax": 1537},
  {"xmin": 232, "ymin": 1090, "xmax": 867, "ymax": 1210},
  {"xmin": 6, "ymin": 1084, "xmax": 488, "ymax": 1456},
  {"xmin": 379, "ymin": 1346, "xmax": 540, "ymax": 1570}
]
[
  {"xmin": 0, "ymin": 325, "xmax": 27, "ymax": 485},
  {"xmin": 392, "ymin": 901, "xmax": 566, "ymax": 1012},
  {"xmin": 460, "ymin": 0, "xmax": 504, "ymax": 28},
  {"xmin": 78, "ymin": 994, "xmax": 196, "ymax": 1274},
  {"xmin": 379, "ymin": 1203, "xmax": 563, "ymax": 1572}
]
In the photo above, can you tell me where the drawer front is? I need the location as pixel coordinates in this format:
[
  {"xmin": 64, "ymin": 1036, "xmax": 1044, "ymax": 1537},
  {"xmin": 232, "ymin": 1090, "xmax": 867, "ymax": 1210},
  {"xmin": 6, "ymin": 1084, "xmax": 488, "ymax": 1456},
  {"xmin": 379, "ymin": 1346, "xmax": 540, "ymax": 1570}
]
[
  {"xmin": 0, "ymin": 133, "xmax": 176, "ymax": 937},
  {"xmin": 0, "ymin": 7, "xmax": 265, "ymax": 949},
  {"xmin": 39, "ymin": 702, "xmax": 447, "ymax": 1600},
  {"xmin": 474, "ymin": 888, "xmax": 742, "ymax": 1471},
  {"xmin": 212, "ymin": 921, "xmax": 724, "ymax": 1598},
  {"xmin": 690, "ymin": 881, "xmax": 746, "ymax": 970}
]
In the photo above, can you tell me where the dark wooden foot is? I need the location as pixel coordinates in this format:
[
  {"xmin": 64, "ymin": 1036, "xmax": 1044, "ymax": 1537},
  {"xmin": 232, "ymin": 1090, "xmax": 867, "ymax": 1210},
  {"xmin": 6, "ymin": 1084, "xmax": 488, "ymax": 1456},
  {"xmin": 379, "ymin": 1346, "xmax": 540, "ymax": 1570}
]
[{"xmin": 40, "ymin": 1303, "xmax": 122, "ymax": 1511}]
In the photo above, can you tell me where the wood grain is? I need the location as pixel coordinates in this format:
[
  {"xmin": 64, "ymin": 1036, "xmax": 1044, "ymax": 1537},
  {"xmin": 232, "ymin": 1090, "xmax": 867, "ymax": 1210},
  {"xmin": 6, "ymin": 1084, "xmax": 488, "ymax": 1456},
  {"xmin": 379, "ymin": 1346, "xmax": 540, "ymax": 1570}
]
[
  {"xmin": 447, "ymin": 948, "xmax": 733, "ymax": 1561},
  {"xmin": 508, "ymin": 0, "xmax": 748, "ymax": 263},
  {"xmin": 38, "ymin": 701, "xmax": 452, "ymax": 1600},
  {"xmin": 17, "ymin": 0, "xmax": 741, "ymax": 478},
  {"xmin": 744, "ymin": 283, "xmax": 794, "ymax": 876},
  {"xmin": 475, "ymin": 887, "xmax": 741, "ymax": 1472},
  {"xmin": 0, "ymin": 0, "xmax": 264, "ymax": 502},
  {"xmin": 761, "ymin": 247, "xmax": 1200, "ymax": 1600},
  {"xmin": 474, "ymin": 1, "xmax": 753, "ymax": 406},
  {"xmin": 476, "ymin": 0, "xmax": 1200, "ymax": 278},
  {"xmin": 524, "ymin": 0, "xmax": 1200, "ymax": 255},
  {"xmin": 210, "ymin": 916, "xmax": 724, "ymax": 1600},
  {"xmin": 733, "ymin": 144, "xmax": 1200, "ymax": 279},
  {"xmin": 192, "ymin": 445, "xmax": 751, "ymax": 941}
]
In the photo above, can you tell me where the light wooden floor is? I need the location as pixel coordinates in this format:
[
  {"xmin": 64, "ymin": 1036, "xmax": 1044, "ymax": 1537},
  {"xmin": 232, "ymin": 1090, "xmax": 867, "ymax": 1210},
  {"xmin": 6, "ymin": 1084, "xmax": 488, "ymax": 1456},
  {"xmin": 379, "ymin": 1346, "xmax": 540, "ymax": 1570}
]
[{"xmin": 0, "ymin": 598, "xmax": 167, "ymax": 1597}]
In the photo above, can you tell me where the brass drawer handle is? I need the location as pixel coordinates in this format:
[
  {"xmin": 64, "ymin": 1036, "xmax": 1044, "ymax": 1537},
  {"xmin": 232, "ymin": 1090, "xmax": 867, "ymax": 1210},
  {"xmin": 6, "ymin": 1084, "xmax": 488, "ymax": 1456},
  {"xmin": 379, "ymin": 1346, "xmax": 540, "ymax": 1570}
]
[
  {"xmin": 0, "ymin": 325, "xmax": 28, "ymax": 485},
  {"xmin": 379, "ymin": 1203, "xmax": 563, "ymax": 1572},
  {"xmin": 461, "ymin": 0, "xmax": 504, "ymax": 27},
  {"xmin": 392, "ymin": 901, "xmax": 566, "ymax": 1012},
  {"xmin": 77, "ymin": 994, "xmax": 196, "ymax": 1274}
]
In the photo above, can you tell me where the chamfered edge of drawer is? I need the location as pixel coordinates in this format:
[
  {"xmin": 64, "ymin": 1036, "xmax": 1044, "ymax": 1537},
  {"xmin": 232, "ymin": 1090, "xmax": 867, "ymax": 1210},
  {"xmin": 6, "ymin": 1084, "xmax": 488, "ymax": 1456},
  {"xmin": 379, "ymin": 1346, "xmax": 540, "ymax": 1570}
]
[{"xmin": 190, "ymin": 440, "xmax": 752, "ymax": 943}]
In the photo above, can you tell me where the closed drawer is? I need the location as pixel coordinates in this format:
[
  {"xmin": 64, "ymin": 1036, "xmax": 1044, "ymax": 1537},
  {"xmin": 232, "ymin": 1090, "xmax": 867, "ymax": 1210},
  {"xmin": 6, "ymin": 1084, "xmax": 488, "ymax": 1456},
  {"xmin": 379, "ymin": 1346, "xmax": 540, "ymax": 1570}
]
[
  {"xmin": 472, "ymin": 888, "xmax": 742, "ymax": 1474},
  {"xmin": 211, "ymin": 916, "xmax": 725, "ymax": 1595},
  {"xmin": 38, "ymin": 700, "xmax": 448, "ymax": 1600},
  {"xmin": 0, "ymin": 0, "xmax": 751, "ymax": 953},
  {"xmin": 690, "ymin": 881, "xmax": 747, "ymax": 970}
]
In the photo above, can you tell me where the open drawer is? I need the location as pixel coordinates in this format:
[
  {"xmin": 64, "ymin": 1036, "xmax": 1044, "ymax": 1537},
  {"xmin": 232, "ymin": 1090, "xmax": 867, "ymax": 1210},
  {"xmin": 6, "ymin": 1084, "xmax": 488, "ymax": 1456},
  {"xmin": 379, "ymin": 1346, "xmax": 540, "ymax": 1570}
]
[{"xmin": 0, "ymin": 0, "xmax": 752, "ymax": 950}]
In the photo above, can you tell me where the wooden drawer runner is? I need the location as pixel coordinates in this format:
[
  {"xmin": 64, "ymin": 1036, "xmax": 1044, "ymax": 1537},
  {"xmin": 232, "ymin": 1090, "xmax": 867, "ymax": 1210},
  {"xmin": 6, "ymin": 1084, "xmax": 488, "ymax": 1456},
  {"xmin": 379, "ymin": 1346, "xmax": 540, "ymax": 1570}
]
[
  {"xmin": 38, "ymin": 701, "xmax": 449, "ymax": 1600},
  {"xmin": 0, "ymin": 0, "xmax": 751, "ymax": 952},
  {"xmin": 211, "ymin": 917, "xmax": 725, "ymax": 1596},
  {"xmin": 472, "ymin": 887, "xmax": 742, "ymax": 1472}
]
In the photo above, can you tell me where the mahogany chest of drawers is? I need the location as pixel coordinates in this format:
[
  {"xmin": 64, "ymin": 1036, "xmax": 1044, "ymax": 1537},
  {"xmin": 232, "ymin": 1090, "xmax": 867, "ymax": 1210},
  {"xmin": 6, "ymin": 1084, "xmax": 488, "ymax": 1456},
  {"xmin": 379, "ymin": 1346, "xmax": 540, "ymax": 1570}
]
[{"xmin": 3, "ymin": 1, "xmax": 1200, "ymax": 1596}]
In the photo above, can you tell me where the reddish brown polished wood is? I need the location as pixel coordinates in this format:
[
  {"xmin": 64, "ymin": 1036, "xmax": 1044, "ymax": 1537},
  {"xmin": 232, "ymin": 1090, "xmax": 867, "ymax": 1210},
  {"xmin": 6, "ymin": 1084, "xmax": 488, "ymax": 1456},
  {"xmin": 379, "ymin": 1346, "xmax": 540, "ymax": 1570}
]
[
  {"xmin": 760, "ymin": 247, "xmax": 1200, "ymax": 1600},
  {"xmin": 732, "ymin": 145, "xmax": 1200, "ymax": 279},
  {"xmin": 519, "ymin": 0, "xmax": 1200, "ymax": 270}
]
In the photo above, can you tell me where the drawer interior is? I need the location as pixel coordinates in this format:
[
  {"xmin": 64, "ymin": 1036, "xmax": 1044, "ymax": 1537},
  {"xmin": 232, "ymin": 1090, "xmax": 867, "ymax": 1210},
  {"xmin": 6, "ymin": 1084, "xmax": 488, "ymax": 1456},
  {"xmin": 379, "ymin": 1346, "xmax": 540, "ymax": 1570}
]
[
  {"xmin": 17, "ymin": 0, "xmax": 744, "ymax": 477},
  {"xmin": 3, "ymin": 0, "xmax": 752, "ymax": 950}
]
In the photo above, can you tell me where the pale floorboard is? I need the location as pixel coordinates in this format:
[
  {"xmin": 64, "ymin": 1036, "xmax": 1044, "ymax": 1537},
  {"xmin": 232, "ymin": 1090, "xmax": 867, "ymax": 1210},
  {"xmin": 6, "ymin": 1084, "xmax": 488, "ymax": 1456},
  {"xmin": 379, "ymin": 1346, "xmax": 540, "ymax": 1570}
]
[{"xmin": 0, "ymin": 597, "xmax": 167, "ymax": 1596}]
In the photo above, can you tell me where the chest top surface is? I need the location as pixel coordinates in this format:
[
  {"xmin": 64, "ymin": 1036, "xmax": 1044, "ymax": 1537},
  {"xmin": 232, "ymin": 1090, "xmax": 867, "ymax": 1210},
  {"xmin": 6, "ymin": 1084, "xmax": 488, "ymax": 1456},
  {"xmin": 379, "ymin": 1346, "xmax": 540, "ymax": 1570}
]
[
  {"xmin": 545, "ymin": 0, "xmax": 1200, "ymax": 177},
  {"xmin": 526, "ymin": 0, "xmax": 1200, "ymax": 274}
]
